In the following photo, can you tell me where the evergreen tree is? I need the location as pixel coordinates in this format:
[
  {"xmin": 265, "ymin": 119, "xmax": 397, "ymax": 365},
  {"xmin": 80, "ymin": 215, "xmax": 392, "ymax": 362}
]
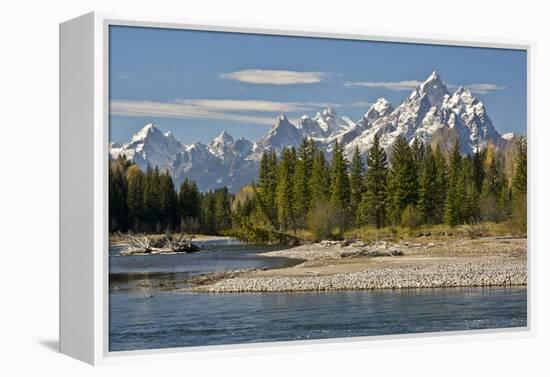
[
  {"xmin": 309, "ymin": 149, "xmax": 330, "ymax": 206},
  {"xmin": 178, "ymin": 179, "xmax": 201, "ymax": 219},
  {"xmin": 472, "ymin": 148, "xmax": 485, "ymax": 194},
  {"xmin": 357, "ymin": 134, "xmax": 388, "ymax": 228},
  {"xmin": 143, "ymin": 166, "xmax": 162, "ymax": 231},
  {"xmin": 481, "ymin": 152, "xmax": 506, "ymax": 222},
  {"xmin": 214, "ymin": 187, "xmax": 232, "ymax": 231},
  {"xmin": 329, "ymin": 141, "xmax": 351, "ymax": 213},
  {"xmin": 232, "ymin": 186, "xmax": 256, "ymax": 220},
  {"xmin": 255, "ymin": 150, "xmax": 279, "ymax": 229},
  {"xmin": 464, "ymin": 155, "xmax": 481, "ymax": 222},
  {"xmin": 276, "ymin": 148, "xmax": 297, "ymax": 232},
  {"xmin": 387, "ymin": 136, "xmax": 417, "ymax": 225},
  {"xmin": 485, "ymin": 156, "xmax": 506, "ymax": 198},
  {"xmin": 513, "ymin": 136, "xmax": 527, "ymax": 197},
  {"xmin": 510, "ymin": 136, "xmax": 527, "ymax": 232},
  {"xmin": 158, "ymin": 171, "xmax": 178, "ymax": 231},
  {"xmin": 411, "ymin": 137, "xmax": 425, "ymax": 171},
  {"xmin": 293, "ymin": 138, "xmax": 315, "ymax": 227},
  {"xmin": 201, "ymin": 192, "xmax": 217, "ymax": 234},
  {"xmin": 348, "ymin": 145, "xmax": 365, "ymax": 224},
  {"xmin": 177, "ymin": 179, "xmax": 201, "ymax": 233},
  {"xmin": 444, "ymin": 140, "xmax": 464, "ymax": 226},
  {"xmin": 433, "ymin": 145, "xmax": 448, "ymax": 223},
  {"xmin": 418, "ymin": 145, "xmax": 440, "ymax": 225},
  {"xmin": 126, "ymin": 164, "xmax": 145, "ymax": 231},
  {"xmin": 109, "ymin": 164, "xmax": 129, "ymax": 232}
]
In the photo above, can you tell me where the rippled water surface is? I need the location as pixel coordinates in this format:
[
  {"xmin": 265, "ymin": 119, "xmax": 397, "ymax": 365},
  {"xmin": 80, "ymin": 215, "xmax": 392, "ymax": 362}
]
[{"xmin": 109, "ymin": 239, "xmax": 527, "ymax": 352}]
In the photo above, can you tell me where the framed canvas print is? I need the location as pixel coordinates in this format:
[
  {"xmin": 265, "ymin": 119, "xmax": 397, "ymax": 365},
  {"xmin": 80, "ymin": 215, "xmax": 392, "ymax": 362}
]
[{"xmin": 60, "ymin": 12, "xmax": 533, "ymax": 365}]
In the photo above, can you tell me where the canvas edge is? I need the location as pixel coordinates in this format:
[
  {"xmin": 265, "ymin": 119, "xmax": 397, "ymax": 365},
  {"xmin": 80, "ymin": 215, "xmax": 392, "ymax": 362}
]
[{"xmin": 59, "ymin": 11, "xmax": 97, "ymax": 365}]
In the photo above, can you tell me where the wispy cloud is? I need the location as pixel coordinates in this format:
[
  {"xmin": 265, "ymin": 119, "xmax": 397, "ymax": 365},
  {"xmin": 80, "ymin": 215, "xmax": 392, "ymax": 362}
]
[
  {"xmin": 347, "ymin": 101, "xmax": 373, "ymax": 108},
  {"xmin": 173, "ymin": 99, "xmax": 308, "ymax": 113},
  {"xmin": 221, "ymin": 69, "xmax": 326, "ymax": 85},
  {"xmin": 111, "ymin": 99, "xmax": 275, "ymax": 125},
  {"xmin": 448, "ymin": 83, "xmax": 506, "ymax": 95},
  {"xmin": 110, "ymin": 98, "xmax": 344, "ymax": 126},
  {"xmin": 345, "ymin": 79, "xmax": 505, "ymax": 95},
  {"xmin": 344, "ymin": 80, "xmax": 422, "ymax": 91}
]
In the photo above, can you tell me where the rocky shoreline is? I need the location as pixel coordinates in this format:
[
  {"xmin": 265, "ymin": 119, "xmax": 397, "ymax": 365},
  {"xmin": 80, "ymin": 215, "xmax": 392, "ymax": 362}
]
[
  {"xmin": 191, "ymin": 260, "xmax": 526, "ymax": 292},
  {"xmin": 185, "ymin": 268, "xmax": 260, "ymax": 286},
  {"xmin": 184, "ymin": 237, "xmax": 527, "ymax": 293}
]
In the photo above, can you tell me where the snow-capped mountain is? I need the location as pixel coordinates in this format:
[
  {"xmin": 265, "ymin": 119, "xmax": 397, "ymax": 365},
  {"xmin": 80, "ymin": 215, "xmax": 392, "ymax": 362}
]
[
  {"xmin": 111, "ymin": 123, "xmax": 183, "ymax": 171},
  {"xmin": 344, "ymin": 71, "xmax": 503, "ymax": 155},
  {"xmin": 111, "ymin": 71, "xmax": 506, "ymax": 192},
  {"xmin": 255, "ymin": 114, "xmax": 303, "ymax": 154},
  {"xmin": 363, "ymin": 98, "xmax": 395, "ymax": 123},
  {"xmin": 112, "ymin": 126, "xmax": 259, "ymax": 192}
]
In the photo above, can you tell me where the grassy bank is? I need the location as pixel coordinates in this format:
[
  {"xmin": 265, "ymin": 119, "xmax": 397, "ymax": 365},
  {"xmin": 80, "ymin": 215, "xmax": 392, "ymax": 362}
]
[{"xmin": 343, "ymin": 221, "xmax": 526, "ymax": 243}]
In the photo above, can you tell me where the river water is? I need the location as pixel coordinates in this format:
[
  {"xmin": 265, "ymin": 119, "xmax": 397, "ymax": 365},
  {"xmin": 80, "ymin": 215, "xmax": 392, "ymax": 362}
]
[{"xmin": 109, "ymin": 239, "xmax": 527, "ymax": 352}]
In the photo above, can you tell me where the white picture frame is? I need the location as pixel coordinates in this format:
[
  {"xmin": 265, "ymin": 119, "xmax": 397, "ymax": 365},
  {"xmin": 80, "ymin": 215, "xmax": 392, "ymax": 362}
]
[{"xmin": 59, "ymin": 11, "xmax": 535, "ymax": 365}]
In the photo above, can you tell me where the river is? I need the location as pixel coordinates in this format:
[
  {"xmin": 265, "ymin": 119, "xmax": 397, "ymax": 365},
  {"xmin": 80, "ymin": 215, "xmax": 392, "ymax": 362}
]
[{"xmin": 109, "ymin": 238, "xmax": 527, "ymax": 352}]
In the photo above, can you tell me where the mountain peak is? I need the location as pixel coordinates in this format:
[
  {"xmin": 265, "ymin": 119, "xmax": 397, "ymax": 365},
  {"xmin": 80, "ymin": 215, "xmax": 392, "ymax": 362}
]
[
  {"xmin": 364, "ymin": 98, "xmax": 394, "ymax": 122},
  {"xmin": 314, "ymin": 107, "xmax": 338, "ymax": 123},
  {"xmin": 446, "ymin": 86, "xmax": 477, "ymax": 108},
  {"xmin": 427, "ymin": 70, "xmax": 442, "ymax": 82},
  {"xmin": 209, "ymin": 131, "xmax": 238, "ymax": 157},
  {"xmin": 413, "ymin": 71, "xmax": 450, "ymax": 106},
  {"xmin": 131, "ymin": 123, "xmax": 161, "ymax": 142},
  {"xmin": 320, "ymin": 106, "xmax": 337, "ymax": 118},
  {"xmin": 420, "ymin": 70, "xmax": 445, "ymax": 88},
  {"xmin": 455, "ymin": 86, "xmax": 474, "ymax": 98},
  {"xmin": 212, "ymin": 130, "xmax": 234, "ymax": 144},
  {"xmin": 277, "ymin": 113, "xmax": 290, "ymax": 122},
  {"xmin": 272, "ymin": 113, "xmax": 297, "ymax": 131},
  {"xmin": 142, "ymin": 122, "xmax": 157, "ymax": 132},
  {"xmin": 374, "ymin": 97, "xmax": 390, "ymax": 105}
]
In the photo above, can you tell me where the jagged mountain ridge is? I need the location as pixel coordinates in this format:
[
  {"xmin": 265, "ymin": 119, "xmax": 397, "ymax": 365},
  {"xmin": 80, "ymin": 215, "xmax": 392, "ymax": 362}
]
[{"xmin": 110, "ymin": 71, "xmax": 507, "ymax": 192}]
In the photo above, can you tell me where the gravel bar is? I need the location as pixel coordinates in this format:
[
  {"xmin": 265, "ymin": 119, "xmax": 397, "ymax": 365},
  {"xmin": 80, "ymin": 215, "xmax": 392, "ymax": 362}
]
[{"xmin": 191, "ymin": 259, "xmax": 526, "ymax": 293}]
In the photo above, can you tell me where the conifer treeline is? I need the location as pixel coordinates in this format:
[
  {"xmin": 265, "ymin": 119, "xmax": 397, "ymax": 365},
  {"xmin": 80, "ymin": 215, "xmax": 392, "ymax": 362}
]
[
  {"xmin": 109, "ymin": 161, "xmax": 232, "ymax": 234},
  {"xmin": 109, "ymin": 135, "xmax": 527, "ymax": 239},
  {"xmin": 252, "ymin": 135, "xmax": 527, "ymax": 238}
]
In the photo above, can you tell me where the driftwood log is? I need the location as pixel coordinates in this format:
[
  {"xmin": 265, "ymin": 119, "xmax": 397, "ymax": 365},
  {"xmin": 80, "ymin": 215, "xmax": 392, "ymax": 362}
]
[{"xmin": 121, "ymin": 234, "xmax": 201, "ymax": 255}]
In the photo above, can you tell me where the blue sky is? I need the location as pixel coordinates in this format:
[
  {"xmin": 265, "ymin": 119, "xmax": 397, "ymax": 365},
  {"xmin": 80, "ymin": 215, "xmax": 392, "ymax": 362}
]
[{"xmin": 109, "ymin": 25, "xmax": 527, "ymax": 145}]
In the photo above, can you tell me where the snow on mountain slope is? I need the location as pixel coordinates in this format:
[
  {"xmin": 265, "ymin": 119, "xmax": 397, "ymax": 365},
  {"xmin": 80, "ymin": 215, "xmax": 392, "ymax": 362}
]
[
  {"xmin": 312, "ymin": 107, "xmax": 354, "ymax": 136},
  {"xmin": 344, "ymin": 71, "xmax": 502, "ymax": 156},
  {"xmin": 255, "ymin": 114, "xmax": 304, "ymax": 154},
  {"xmin": 110, "ymin": 72, "xmax": 505, "ymax": 192},
  {"xmin": 110, "ymin": 123, "xmax": 184, "ymax": 171},
  {"xmin": 364, "ymin": 98, "xmax": 395, "ymax": 122},
  {"xmin": 502, "ymin": 132, "xmax": 515, "ymax": 140},
  {"xmin": 440, "ymin": 86, "xmax": 501, "ymax": 152},
  {"xmin": 168, "ymin": 131, "xmax": 256, "ymax": 192}
]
